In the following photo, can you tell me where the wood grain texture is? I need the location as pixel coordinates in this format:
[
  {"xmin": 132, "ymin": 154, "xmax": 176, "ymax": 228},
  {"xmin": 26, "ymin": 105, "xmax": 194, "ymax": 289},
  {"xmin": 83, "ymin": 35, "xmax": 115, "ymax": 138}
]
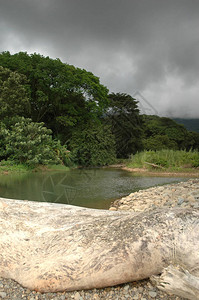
[{"xmin": 0, "ymin": 197, "xmax": 199, "ymax": 293}]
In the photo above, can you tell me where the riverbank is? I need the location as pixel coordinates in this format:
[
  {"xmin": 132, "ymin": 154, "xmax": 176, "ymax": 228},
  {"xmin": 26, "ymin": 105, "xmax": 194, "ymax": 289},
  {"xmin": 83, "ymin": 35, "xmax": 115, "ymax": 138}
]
[
  {"xmin": 108, "ymin": 163, "xmax": 199, "ymax": 177},
  {"xmin": 0, "ymin": 179, "xmax": 199, "ymax": 299},
  {"xmin": 0, "ymin": 164, "xmax": 70, "ymax": 174},
  {"xmin": 122, "ymin": 166, "xmax": 199, "ymax": 177}
]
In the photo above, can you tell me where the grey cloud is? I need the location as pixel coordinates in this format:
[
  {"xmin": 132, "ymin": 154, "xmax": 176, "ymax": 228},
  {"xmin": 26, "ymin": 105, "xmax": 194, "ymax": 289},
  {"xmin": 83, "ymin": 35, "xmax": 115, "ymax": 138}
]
[{"xmin": 0, "ymin": 0, "xmax": 199, "ymax": 117}]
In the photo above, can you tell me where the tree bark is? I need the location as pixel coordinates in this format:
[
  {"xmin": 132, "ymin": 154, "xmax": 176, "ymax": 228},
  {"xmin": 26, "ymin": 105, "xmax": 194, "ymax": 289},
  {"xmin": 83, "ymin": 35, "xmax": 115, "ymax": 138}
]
[
  {"xmin": 151, "ymin": 265, "xmax": 199, "ymax": 300},
  {"xmin": 1, "ymin": 197, "xmax": 199, "ymax": 294}
]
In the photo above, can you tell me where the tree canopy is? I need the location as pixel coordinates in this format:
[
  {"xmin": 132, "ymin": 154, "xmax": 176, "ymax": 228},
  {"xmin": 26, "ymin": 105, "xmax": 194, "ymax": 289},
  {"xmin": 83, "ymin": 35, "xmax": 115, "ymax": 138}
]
[
  {"xmin": 0, "ymin": 51, "xmax": 109, "ymax": 143},
  {"xmin": 104, "ymin": 93, "xmax": 143, "ymax": 158},
  {"xmin": 0, "ymin": 51, "xmax": 198, "ymax": 167},
  {"xmin": 0, "ymin": 66, "xmax": 30, "ymax": 119},
  {"xmin": 142, "ymin": 115, "xmax": 199, "ymax": 151}
]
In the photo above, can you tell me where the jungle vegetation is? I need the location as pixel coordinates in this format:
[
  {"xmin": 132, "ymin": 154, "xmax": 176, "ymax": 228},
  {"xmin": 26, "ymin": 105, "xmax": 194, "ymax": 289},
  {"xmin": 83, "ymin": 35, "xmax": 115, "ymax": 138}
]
[{"xmin": 0, "ymin": 51, "xmax": 198, "ymax": 168}]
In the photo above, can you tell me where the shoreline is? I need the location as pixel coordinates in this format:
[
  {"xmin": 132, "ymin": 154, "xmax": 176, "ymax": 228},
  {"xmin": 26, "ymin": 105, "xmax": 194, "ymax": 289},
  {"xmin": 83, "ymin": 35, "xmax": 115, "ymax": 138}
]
[
  {"xmin": 109, "ymin": 164, "xmax": 199, "ymax": 177},
  {"xmin": 109, "ymin": 178, "xmax": 199, "ymax": 212}
]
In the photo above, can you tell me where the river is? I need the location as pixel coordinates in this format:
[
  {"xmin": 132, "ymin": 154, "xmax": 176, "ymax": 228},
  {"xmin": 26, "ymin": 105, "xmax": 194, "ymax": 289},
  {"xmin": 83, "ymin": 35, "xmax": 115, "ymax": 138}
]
[{"xmin": 0, "ymin": 168, "xmax": 187, "ymax": 209}]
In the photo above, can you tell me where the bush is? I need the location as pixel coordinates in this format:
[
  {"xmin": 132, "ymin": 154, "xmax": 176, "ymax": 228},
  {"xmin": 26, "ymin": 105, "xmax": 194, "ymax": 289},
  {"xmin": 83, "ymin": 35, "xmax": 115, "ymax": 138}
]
[
  {"xmin": 143, "ymin": 135, "xmax": 178, "ymax": 151},
  {"xmin": 0, "ymin": 117, "xmax": 72, "ymax": 166},
  {"xmin": 128, "ymin": 149, "xmax": 199, "ymax": 169},
  {"xmin": 69, "ymin": 123, "xmax": 116, "ymax": 166}
]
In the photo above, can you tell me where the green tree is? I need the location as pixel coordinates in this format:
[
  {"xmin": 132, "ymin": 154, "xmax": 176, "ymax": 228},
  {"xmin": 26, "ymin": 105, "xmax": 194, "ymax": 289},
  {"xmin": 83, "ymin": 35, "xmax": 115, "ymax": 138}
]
[
  {"xmin": 0, "ymin": 117, "xmax": 69, "ymax": 166},
  {"xmin": 142, "ymin": 115, "xmax": 199, "ymax": 151},
  {"xmin": 143, "ymin": 135, "xmax": 178, "ymax": 151},
  {"xmin": 0, "ymin": 52, "xmax": 109, "ymax": 143},
  {"xmin": 104, "ymin": 93, "xmax": 143, "ymax": 158},
  {"xmin": 69, "ymin": 122, "xmax": 116, "ymax": 166},
  {"xmin": 0, "ymin": 66, "xmax": 30, "ymax": 119}
]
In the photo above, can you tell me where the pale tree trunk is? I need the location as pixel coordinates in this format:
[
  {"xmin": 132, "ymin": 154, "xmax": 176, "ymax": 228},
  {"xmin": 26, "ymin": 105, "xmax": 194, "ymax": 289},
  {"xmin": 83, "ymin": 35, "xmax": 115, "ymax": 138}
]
[
  {"xmin": 1, "ymin": 197, "xmax": 199, "ymax": 295},
  {"xmin": 151, "ymin": 265, "xmax": 199, "ymax": 300}
]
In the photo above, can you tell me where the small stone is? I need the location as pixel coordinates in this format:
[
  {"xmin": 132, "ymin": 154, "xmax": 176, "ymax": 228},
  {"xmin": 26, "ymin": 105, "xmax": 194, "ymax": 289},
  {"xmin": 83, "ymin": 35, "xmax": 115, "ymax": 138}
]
[
  {"xmin": 93, "ymin": 293, "xmax": 100, "ymax": 300},
  {"xmin": 119, "ymin": 205, "xmax": 129, "ymax": 210},
  {"xmin": 187, "ymin": 195, "xmax": 196, "ymax": 203},
  {"xmin": 138, "ymin": 286, "xmax": 144, "ymax": 293},
  {"xmin": 177, "ymin": 198, "xmax": 184, "ymax": 205},
  {"xmin": 0, "ymin": 292, "xmax": 7, "ymax": 298},
  {"xmin": 124, "ymin": 284, "xmax": 129, "ymax": 291},
  {"xmin": 148, "ymin": 291, "xmax": 157, "ymax": 298},
  {"xmin": 74, "ymin": 292, "xmax": 81, "ymax": 300},
  {"xmin": 109, "ymin": 207, "xmax": 117, "ymax": 211}
]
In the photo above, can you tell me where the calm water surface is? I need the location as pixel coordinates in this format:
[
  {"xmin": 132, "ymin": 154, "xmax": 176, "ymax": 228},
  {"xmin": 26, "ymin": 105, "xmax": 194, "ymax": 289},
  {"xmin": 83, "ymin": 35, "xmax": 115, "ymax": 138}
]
[{"xmin": 0, "ymin": 168, "xmax": 187, "ymax": 209}]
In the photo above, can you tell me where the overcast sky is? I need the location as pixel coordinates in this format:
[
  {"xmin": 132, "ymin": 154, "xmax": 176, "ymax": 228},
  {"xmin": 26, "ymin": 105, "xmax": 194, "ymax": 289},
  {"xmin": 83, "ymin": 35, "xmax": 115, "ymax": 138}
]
[{"xmin": 0, "ymin": 0, "xmax": 199, "ymax": 118}]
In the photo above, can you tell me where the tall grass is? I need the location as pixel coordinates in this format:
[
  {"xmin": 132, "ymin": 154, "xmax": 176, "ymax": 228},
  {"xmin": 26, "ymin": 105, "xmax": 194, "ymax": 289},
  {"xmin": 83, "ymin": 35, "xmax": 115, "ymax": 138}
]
[{"xmin": 128, "ymin": 149, "xmax": 199, "ymax": 170}]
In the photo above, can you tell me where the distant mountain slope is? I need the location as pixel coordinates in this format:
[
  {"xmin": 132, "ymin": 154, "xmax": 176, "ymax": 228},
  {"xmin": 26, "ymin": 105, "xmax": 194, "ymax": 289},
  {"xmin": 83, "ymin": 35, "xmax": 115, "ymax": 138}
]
[{"xmin": 172, "ymin": 118, "xmax": 199, "ymax": 133}]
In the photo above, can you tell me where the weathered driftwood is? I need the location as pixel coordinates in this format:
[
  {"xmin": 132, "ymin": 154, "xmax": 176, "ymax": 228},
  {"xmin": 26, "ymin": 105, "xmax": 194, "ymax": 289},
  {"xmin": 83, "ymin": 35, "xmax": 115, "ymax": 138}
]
[
  {"xmin": 151, "ymin": 265, "xmax": 199, "ymax": 300},
  {"xmin": 144, "ymin": 161, "xmax": 165, "ymax": 169},
  {"xmin": 0, "ymin": 197, "xmax": 199, "ymax": 295}
]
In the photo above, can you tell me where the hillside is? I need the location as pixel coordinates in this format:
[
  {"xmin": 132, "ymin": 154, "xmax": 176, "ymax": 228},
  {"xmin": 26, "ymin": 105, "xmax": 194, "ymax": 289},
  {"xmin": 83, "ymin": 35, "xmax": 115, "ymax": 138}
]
[{"xmin": 172, "ymin": 118, "xmax": 199, "ymax": 133}]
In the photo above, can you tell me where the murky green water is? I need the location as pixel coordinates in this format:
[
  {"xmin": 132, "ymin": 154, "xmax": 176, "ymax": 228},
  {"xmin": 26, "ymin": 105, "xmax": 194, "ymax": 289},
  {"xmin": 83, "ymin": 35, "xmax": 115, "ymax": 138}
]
[{"xmin": 0, "ymin": 168, "xmax": 187, "ymax": 209}]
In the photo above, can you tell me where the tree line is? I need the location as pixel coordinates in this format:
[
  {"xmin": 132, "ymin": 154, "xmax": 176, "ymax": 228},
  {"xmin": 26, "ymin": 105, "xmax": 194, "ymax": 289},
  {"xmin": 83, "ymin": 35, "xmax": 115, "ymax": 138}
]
[{"xmin": 0, "ymin": 52, "xmax": 198, "ymax": 167}]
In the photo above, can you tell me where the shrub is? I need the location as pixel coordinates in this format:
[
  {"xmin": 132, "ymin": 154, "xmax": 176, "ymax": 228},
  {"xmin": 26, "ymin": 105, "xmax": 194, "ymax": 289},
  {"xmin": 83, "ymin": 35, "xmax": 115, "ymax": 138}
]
[
  {"xmin": 69, "ymin": 122, "xmax": 116, "ymax": 166},
  {"xmin": 128, "ymin": 149, "xmax": 199, "ymax": 169},
  {"xmin": 0, "ymin": 117, "xmax": 71, "ymax": 166}
]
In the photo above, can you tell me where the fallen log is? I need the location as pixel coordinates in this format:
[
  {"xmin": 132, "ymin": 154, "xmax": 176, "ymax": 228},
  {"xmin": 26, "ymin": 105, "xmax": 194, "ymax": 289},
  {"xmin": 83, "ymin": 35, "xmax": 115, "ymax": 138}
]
[
  {"xmin": 144, "ymin": 161, "xmax": 165, "ymax": 169},
  {"xmin": 151, "ymin": 265, "xmax": 199, "ymax": 300},
  {"xmin": 0, "ymin": 197, "xmax": 199, "ymax": 297}
]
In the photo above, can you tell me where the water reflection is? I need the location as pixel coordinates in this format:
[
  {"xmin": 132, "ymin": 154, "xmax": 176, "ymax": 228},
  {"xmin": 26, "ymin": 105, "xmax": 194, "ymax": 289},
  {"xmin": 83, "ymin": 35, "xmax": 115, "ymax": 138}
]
[{"xmin": 0, "ymin": 168, "xmax": 187, "ymax": 209}]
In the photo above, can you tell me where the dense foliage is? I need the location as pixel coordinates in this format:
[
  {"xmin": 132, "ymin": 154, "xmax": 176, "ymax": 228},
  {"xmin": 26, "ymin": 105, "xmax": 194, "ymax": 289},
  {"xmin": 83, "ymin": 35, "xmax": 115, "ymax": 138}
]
[
  {"xmin": 142, "ymin": 115, "xmax": 199, "ymax": 151},
  {"xmin": 104, "ymin": 93, "xmax": 143, "ymax": 158},
  {"xmin": 0, "ymin": 51, "xmax": 199, "ymax": 167},
  {"xmin": 128, "ymin": 149, "xmax": 199, "ymax": 170},
  {"xmin": 0, "ymin": 117, "xmax": 70, "ymax": 166},
  {"xmin": 69, "ymin": 123, "xmax": 116, "ymax": 166},
  {"xmin": 0, "ymin": 66, "xmax": 30, "ymax": 119},
  {"xmin": 0, "ymin": 51, "xmax": 108, "ymax": 143},
  {"xmin": 173, "ymin": 118, "xmax": 199, "ymax": 133},
  {"xmin": 0, "ymin": 52, "xmax": 112, "ymax": 166}
]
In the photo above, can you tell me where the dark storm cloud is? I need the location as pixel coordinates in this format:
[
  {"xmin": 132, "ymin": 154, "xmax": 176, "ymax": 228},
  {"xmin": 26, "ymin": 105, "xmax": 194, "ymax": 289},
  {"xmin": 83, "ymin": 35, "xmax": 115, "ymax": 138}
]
[{"xmin": 1, "ymin": 0, "xmax": 199, "ymax": 117}]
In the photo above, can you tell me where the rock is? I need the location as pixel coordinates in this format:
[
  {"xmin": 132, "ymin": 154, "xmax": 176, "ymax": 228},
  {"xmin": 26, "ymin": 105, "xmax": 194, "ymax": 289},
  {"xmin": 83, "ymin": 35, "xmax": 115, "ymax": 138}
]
[
  {"xmin": 177, "ymin": 198, "xmax": 184, "ymax": 205},
  {"xmin": 119, "ymin": 205, "xmax": 129, "ymax": 210},
  {"xmin": 148, "ymin": 290, "xmax": 157, "ymax": 298},
  {"xmin": 93, "ymin": 293, "xmax": 100, "ymax": 299},
  {"xmin": 109, "ymin": 207, "xmax": 117, "ymax": 211},
  {"xmin": 187, "ymin": 195, "xmax": 196, "ymax": 203},
  {"xmin": 0, "ymin": 291, "xmax": 7, "ymax": 298},
  {"xmin": 138, "ymin": 286, "xmax": 144, "ymax": 293},
  {"xmin": 124, "ymin": 284, "xmax": 129, "ymax": 291},
  {"xmin": 74, "ymin": 292, "xmax": 81, "ymax": 300}
]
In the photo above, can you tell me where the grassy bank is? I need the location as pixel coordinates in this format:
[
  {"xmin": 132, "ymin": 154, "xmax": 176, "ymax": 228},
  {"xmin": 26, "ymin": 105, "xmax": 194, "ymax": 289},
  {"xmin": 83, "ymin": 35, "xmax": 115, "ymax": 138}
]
[
  {"xmin": 0, "ymin": 161, "xmax": 70, "ymax": 174},
  {"xmin": 127, "ymin": 149, "xmax": 199, "ymax": 172}
]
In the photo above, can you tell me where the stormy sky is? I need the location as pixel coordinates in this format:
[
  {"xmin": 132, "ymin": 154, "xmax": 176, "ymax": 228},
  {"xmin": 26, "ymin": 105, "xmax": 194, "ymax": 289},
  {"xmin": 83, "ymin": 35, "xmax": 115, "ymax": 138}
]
[{"xmin": 0, "ymin": 0, "xmax": 199, "ymax": 118}]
